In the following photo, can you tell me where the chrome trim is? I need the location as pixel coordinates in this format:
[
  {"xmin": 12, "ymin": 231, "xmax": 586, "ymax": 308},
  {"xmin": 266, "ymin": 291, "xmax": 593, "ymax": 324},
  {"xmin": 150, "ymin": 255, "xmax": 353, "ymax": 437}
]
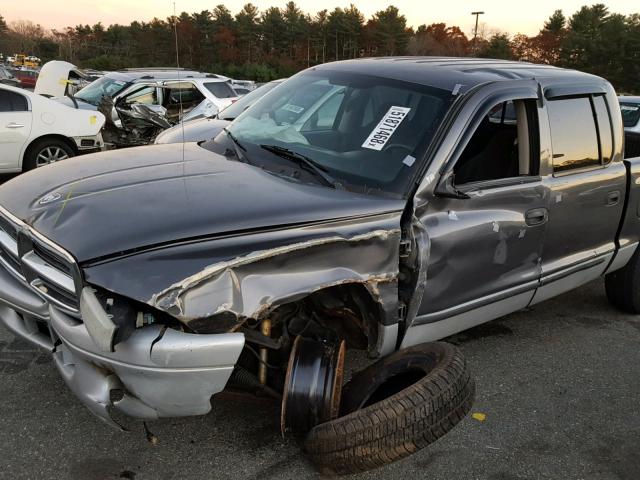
[
  {"xmin": 539, "ymin": 254, "xmax": 608, "ymax": 286},
  {"xmin": 22, "ymin": 251, "xmax": 75, "ymax": 293},
  {"xmin": 30, "ymin": 279, "xmax": 79, "ymax": 314},
  {"xmin": 412, "ymin": 279, "xmax": 539, "ymax": 326},
  {"xmin": 402, "ymin": 291, "xmax": 534, "ymax": 347},
  {"xmin": 0, "ymin": 205, "xmax": 76, "ymax": 264},
  {"xmin": 0, "ymin": 228, "xmax": 18, "ymax": 258},
  {"xmin": 0, "ymin": 204, "xmax": 80, "ymax": 313}
]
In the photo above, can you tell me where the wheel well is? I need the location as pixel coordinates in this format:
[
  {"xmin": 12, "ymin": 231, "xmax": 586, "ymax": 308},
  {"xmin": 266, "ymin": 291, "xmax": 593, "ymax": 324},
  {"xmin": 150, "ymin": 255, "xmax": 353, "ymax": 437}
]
[
  {"xmin": 268, "ymin": 283, "xmax": 384, "ymax": 353},
  {"xmin": 23, "ymin": 134, "xmax": 77, "ymax": 168}
]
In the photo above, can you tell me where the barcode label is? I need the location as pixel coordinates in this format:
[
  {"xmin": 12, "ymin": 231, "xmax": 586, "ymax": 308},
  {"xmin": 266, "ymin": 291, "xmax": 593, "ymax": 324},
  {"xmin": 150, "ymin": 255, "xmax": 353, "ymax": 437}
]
[{"xmin": 362, "ymin": 106, "xmax": 411, "ymax": 151}]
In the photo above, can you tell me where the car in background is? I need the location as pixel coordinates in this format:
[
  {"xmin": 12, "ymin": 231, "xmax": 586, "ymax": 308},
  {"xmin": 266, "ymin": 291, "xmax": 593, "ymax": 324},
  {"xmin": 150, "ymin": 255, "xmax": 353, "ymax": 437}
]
[
  {"xmin": 620, "ymin": 96, "xmax": 640, "ymax": 134},
  {"xmin": 55, "ymin": 68, "xmax": 238, "ymax": 121},
  {"xmin": 155, "ymin": 79, "xmax": 284, "ymax": 144},
  {"xmin": 232, "ymin": 86, "xmax": 252, "ymax": 96},
  {"xmin": 35, "ymin": 60, "xmax": 95, "ymax": 98},
  {"xmin": 0, "ymin": 65, "xmax": 20, "ymax": 88},
  {"xmin": 230, "ymin": 79, "xmax": 256, "ymax": 92},
  {"xmin": 8, "ymin": 68, "xmax": 38, "ymax": 89},
  {"xmin": 0, "ymin": 83, "xmax": 105, "ymax": 172}
]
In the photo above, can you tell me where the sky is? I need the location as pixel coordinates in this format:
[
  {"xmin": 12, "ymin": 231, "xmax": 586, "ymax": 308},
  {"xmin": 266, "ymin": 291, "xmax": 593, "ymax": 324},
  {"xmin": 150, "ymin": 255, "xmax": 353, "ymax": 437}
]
[{"xmin": 2, "ymin": 1, "xmax": 638, "ymax": 36}]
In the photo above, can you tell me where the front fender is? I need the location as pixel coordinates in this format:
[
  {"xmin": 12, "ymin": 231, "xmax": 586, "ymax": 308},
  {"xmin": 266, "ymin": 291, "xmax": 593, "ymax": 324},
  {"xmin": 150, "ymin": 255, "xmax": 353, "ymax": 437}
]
[{"xmin": 83, "ymin": 212, "xmax": 402, "ymax": 332}]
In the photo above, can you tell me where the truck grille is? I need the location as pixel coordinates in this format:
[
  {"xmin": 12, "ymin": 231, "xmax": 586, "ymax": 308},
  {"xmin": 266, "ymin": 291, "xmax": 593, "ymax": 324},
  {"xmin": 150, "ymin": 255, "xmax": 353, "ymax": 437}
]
[{"xmin": 0, "ymin": 207, "xmax": 79, "ymax": 313}]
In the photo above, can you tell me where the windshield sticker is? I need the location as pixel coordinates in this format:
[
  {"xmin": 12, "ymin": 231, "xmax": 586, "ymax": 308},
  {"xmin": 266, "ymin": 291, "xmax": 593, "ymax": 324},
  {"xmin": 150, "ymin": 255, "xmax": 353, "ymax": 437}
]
[
  {"xmin": 362, "ymin": 106, "xmax": 411, "ymax": 151},
  {"xmin": 621, "ymin": 105, "xmax": 639, "ymax": 111},
  {"xmin": 403, "ymin": 155, "xmax": 416, "ymax": 167},
  {"xmin": 282, "ymin": 104, "xmax": 305, "ymax": 114}
]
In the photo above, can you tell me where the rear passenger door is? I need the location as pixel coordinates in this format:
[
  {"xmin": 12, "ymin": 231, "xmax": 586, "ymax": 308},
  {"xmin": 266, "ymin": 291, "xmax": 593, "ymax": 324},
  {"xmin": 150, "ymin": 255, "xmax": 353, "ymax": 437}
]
[
  {"xmin": 0, "ymin": 88, "xmax": 32, "ymax": 170},
  {"xmin": 532, "ymin": 89, "xmax": 625, "ymax": 304}
]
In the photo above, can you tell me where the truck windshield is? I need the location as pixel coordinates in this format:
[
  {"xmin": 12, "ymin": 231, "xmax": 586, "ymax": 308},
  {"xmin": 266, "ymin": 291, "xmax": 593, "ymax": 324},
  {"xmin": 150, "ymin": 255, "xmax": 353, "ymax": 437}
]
[
  {"xmin": 75, "ymin": 76, "xmax": 131, "ymax": 105},
  {"xmin": 223, "ymin": 70, "xmax": 451, "ymax": 196},
  {"xmin": 621, "ymin": 102, "xmax": 640, "ymax": 128}
]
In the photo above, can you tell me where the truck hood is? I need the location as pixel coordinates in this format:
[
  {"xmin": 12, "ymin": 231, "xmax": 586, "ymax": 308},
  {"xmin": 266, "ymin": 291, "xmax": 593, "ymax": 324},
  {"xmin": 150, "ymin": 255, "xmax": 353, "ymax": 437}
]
[{"xmin": 0, "ymin": 143, "xmax": 404, "ymax": 263}]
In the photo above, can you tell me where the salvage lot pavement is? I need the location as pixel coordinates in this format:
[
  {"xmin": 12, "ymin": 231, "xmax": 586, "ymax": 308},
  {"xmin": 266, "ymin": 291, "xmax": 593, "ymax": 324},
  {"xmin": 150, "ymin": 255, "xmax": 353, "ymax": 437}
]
[{"xmin": 0, "ymin": 278, "xmax": 639, "ymax": 479}]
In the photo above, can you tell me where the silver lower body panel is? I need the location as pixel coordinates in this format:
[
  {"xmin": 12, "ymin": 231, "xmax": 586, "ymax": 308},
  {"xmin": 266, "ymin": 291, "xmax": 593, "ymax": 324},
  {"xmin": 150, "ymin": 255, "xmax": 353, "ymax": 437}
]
[{"xmin": 0, "ymin": 264, "xmax": 245, "ymax": 428}]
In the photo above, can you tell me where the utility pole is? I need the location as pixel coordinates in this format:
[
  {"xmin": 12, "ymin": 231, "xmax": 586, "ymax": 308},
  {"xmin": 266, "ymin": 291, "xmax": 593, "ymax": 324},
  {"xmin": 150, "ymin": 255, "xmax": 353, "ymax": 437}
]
[{"xmin": 471, "ymin": 11, "xmax": 484, "ymax": 53}]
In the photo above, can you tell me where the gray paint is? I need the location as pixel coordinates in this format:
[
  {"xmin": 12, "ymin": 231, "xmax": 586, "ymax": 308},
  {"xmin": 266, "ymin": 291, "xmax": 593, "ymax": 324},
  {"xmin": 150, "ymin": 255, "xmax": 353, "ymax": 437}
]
[{"xmin": 0, "ymin": 58, "xmax": 638, "ymax": 424}]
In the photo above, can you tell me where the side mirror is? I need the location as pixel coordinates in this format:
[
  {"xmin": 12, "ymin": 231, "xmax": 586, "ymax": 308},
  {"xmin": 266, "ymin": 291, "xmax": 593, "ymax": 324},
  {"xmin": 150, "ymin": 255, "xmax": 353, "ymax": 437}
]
[{"xmin": 434, "ymin": 171, "xmax": 470, "ymax": 199}]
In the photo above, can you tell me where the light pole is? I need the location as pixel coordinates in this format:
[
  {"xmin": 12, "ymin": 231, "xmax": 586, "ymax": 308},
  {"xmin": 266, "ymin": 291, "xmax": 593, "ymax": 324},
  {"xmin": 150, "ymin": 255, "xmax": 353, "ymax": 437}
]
[{"xmin": 471, "ymin": 10, "xmax": 485, "ymax": 53}]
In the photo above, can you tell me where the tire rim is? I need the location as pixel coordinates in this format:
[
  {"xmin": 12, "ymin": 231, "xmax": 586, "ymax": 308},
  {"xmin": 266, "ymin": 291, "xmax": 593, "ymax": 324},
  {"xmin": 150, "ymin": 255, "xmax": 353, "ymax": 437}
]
[{"xmin": 36, "ymin": 146, "xmax": 68, "ymax": 167}]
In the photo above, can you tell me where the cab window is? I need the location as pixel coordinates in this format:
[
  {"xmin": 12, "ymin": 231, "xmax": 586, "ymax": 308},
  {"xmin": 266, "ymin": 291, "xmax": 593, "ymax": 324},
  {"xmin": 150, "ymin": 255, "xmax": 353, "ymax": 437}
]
[
  {"xmin": 547, "ymin": 97, "xmax": 600, "ymax": 173},
  {"xmin": 454, "ymin": 99, "xmax": 538, "ymax": 185}
]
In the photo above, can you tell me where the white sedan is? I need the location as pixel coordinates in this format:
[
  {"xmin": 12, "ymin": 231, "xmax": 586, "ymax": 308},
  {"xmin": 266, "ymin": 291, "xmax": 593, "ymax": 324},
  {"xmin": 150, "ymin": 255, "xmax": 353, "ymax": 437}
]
[{"xmin": 0, "ymin": 84, "xmax": 105, "ymax": 172}]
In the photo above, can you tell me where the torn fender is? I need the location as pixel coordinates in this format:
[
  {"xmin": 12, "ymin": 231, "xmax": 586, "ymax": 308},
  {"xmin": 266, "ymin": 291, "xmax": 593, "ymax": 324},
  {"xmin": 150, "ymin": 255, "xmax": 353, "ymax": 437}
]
[{"xmin": 83, "ymin": 211, "xmax": 403, "ymax": 331}]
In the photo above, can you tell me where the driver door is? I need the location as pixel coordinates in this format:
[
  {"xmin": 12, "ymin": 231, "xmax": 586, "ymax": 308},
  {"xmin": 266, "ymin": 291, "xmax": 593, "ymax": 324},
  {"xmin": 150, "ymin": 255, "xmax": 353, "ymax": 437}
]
[{"xmin": 406, "ymin": 82, "xmax": 549, "ymax": 343}]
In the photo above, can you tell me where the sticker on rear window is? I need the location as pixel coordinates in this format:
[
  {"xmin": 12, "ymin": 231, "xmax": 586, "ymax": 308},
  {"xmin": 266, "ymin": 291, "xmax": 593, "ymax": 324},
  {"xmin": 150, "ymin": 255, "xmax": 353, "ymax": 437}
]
[
  {"xmin": 621, "ymin": 105, "xmax": 639, "ymax": 111},
  {"xmin": 282, "ymin": 104, "xmax": 305, "ymax": 114},
  {"xmin": 362, "ymin": 106, "xmax": 411, "ymax": 151}
]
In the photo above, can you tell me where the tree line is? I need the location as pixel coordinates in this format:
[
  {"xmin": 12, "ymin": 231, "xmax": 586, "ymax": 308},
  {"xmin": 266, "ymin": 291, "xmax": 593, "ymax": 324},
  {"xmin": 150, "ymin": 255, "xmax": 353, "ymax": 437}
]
[{"xmin": 0, "ymin": 3, "xmax": 638, "ymax": 92}]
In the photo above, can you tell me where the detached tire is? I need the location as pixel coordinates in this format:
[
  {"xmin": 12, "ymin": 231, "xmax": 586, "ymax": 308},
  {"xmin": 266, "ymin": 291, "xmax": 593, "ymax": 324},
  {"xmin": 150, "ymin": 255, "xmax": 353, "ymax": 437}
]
[
  {"xmin": 23, "ymin": 138, "xmax": 75, "ymax": 171},
  {"xmin": 605, "ymin": 248, "xmax": 640, "ymax": 313},
  {"xmin": 304, "ymin": 342, "xmax": 475, "ymax": 475}
]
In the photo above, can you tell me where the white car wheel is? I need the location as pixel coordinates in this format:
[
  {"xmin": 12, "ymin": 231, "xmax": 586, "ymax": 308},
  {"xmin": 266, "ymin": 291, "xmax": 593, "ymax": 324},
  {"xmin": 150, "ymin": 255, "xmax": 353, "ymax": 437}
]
[{"xmin": 36, "ymin": 146, "xmax": 69, "ymax": 167}]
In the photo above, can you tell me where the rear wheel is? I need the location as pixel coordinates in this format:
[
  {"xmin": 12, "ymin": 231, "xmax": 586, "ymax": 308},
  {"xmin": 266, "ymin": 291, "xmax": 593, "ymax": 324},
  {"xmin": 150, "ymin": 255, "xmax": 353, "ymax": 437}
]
[
  {"xmin": 23, "ymin": 138, "xmax": 75, "ymax": 171},
  {"xmin": 605, "ymin": 248, "xmax": 640, "ymax": 313},
  {"xmin": 304, "ymin": 342, "xmax": 475, "ymax": 475}
]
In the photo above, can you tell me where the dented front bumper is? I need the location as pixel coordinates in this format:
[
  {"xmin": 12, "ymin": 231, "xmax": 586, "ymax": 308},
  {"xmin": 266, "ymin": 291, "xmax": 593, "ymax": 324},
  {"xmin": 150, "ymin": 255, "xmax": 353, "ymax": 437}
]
[{"xmin": 0, "ymin": 264, "xmax": 245, "ymax": 428}]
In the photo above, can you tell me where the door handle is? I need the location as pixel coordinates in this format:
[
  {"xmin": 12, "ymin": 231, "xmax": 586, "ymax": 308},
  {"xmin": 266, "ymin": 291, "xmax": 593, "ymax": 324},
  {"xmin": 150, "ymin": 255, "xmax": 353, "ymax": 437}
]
[
  {"xmin": 606, "ymin": 190, "xmax": 620, "ymax": 206},
  {"xmin": 525, "ymin": 208, "xmax": 548, "ymax": 226},
  {"xmin": 6, "ymin": 123, "xmax": 24, "ymax": 129}
]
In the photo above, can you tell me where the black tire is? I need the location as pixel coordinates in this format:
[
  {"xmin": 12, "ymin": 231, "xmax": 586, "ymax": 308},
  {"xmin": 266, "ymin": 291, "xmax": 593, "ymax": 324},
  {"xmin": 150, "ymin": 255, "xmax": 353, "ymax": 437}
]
[
  {"xmin": 23, "ymin": 138, "xmax": 75, "ymax": 171},
  {"xmin": 304, "ymin": 342, "xmax": 475, "ymax": 475},
  {"xmin": 605, "ymin": 248, "xmax": 640, "ymax": 313}
]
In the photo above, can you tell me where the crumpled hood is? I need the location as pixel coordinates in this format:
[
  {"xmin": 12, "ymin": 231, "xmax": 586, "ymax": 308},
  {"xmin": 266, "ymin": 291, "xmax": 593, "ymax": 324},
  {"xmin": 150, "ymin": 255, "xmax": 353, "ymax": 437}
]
[{"xmin": 0, "ymin": 143, "xmax": 403, "ymax": 263}]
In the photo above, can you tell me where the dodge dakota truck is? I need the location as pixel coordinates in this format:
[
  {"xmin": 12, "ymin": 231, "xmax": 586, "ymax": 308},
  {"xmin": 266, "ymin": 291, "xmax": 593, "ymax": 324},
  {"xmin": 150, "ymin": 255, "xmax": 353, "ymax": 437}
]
[{"xmin": 0, "ymin": 57, "xmax": 638, "ymax": 474}]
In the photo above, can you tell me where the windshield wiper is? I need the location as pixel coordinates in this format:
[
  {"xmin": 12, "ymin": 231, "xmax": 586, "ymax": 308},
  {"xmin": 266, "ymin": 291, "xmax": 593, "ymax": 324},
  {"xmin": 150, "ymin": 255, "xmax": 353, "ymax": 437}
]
[
  {"xmin": 224, "ymin": 128, "xmax": 246, "ymax": 151},
  {"xmin": 260, "ymin": 144, "xmax": 343, "ymax": 190}
]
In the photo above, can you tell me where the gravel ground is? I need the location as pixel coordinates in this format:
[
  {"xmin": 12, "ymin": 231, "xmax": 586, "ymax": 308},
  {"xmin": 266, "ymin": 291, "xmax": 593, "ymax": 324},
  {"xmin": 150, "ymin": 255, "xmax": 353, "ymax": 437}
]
[{"xmin": 0, "ymin": 278, "xmax": 638, "ymax": 480}]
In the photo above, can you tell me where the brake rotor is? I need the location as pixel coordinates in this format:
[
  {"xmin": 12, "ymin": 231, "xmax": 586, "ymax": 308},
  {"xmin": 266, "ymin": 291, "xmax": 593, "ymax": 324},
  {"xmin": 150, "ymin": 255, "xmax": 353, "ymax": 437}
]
[{"xmin": 280, "ymin": 336, "xmax": 346, "ymax": 436}]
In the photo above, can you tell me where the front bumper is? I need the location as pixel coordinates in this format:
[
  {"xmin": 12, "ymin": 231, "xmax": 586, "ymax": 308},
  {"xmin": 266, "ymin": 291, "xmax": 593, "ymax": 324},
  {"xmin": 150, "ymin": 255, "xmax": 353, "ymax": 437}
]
[{"xmin": 0, "ymin": 262, "xmax": 245, "ymax": 428}]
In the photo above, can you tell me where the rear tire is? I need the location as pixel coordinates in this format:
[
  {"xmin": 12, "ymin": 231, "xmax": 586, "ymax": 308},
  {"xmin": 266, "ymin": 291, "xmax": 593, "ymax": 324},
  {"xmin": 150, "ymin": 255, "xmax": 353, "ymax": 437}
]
[
  {"xmin": 304, "ymin": 342, "xmax": 475, "ymax": 475},
  {"xmin": 23, "ymin": 138, "xmax": 75, "ymax": 171},
  {"xmin": 605, "ymin": 248, "xmax": 640, "ymax": 313}
]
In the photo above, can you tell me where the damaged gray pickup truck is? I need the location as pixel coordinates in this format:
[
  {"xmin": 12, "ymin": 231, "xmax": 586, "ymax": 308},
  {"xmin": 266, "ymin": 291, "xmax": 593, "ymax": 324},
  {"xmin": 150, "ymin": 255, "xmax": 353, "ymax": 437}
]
[{"xmin": 1, "ymin": 57, "xmax": 639, "ymax": 474}]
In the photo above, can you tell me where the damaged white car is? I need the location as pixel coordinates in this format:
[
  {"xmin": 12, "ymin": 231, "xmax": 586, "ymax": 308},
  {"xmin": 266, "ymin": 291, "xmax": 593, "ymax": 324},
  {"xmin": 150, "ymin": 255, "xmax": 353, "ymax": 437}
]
[{"xmin": 0, "ymin": 83, "xmax": 104, "ymax": 172}]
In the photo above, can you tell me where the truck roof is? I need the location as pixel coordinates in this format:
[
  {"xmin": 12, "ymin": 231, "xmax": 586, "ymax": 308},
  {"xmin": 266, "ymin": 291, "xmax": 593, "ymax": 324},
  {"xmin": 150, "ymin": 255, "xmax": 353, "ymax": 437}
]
[{"xmin": 316, "ymin": 57, "xmax": 602, "ymax": 92}]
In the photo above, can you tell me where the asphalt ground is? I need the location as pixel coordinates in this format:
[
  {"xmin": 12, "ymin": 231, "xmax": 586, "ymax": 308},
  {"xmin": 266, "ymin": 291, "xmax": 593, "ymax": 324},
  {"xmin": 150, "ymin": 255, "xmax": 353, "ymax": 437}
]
[{"xmin": 0, "ymin": 278, "xmax": 639, "ymax": 480}]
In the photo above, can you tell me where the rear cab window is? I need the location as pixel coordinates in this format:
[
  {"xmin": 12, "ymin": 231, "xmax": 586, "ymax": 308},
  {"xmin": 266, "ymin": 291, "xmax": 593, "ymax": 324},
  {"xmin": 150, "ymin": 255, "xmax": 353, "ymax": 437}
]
[
  {"xmin": 203, "ymin": 82, "xmax": 237, "ymax": 99},
  {"xmin": 547, "ymin": 95, "xmax": 613, "ymax": 173}
]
